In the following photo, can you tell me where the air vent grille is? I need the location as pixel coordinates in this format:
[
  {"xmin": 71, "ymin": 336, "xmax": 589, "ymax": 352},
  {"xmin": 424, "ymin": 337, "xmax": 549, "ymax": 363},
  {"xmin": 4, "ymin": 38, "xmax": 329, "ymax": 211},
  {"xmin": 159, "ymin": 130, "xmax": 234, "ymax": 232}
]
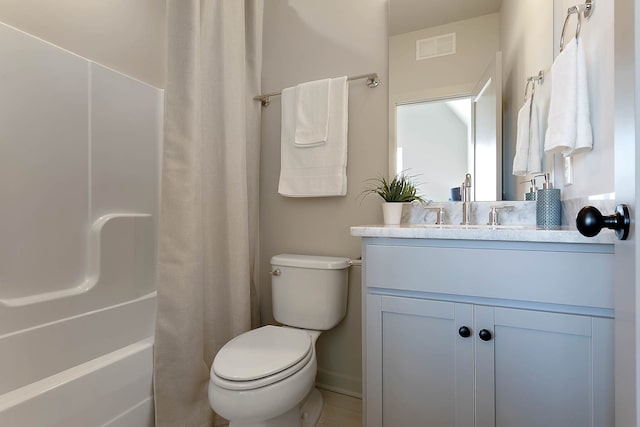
[{"xmin": 416, "ymin": 33, "xmax": 456, "ymax": 60}]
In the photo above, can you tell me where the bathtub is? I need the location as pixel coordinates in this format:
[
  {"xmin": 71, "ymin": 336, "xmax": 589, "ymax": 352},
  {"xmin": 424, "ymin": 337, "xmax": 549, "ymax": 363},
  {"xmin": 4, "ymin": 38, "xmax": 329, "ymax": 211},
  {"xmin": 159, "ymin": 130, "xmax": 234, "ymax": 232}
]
[
  {"xmin": 0, "ymin": 21, "xmax": 163, "ymax": 426},
  {"xmin": 0, "ymin": 292, "xmax": 156, "ymax": 426}
]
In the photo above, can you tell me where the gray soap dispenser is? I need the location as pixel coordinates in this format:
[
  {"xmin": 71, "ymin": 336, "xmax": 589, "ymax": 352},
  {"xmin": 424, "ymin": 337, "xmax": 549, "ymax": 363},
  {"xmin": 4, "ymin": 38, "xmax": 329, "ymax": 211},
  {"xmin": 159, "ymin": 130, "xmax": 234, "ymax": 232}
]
[
  {"xmin": 536, "ymin": 173, "xmax": 562, "ymax": 228},
  {"xmin": 524, "ymin": 179, "xmax": 537, "ymax": 201}
]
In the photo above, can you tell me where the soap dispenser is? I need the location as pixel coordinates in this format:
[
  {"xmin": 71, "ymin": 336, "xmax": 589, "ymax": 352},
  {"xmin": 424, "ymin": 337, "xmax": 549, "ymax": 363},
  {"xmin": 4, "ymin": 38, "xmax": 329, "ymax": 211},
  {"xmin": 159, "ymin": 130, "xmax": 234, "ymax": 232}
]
[
  {"xmin": 524, "ymin": 179, "xmax": 537, "ymax": 201},
  {"xmin": 536, "ymin": 173, "xmax": 562, "ymax": 228}
]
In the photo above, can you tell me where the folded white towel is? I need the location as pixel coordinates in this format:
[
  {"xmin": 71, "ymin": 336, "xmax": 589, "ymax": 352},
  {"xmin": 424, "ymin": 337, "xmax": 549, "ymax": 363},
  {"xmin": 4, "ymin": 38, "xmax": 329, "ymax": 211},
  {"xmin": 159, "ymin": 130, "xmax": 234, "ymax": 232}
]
[
  {"xmin": 294, "ymin": 78, "xmax": 331, "ymax": 147},
  {"xmin": 512, "ymin": 98, "xmax": 532, "ymax": 176},
  {"xmin": 544, "ymin": 37, "xmax": 593, "ymax": 155},
  {"xmin": 279, "ymin": 76, "xmax": 348, "ymax": 197}
]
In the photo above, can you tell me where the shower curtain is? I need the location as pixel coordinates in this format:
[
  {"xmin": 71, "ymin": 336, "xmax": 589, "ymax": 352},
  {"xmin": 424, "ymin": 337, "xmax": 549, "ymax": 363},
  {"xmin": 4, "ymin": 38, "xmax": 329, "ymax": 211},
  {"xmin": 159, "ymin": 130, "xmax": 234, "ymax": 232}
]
[{"xmin": 154, "ymin": 1, "xmax": 263, "ymax": 426}]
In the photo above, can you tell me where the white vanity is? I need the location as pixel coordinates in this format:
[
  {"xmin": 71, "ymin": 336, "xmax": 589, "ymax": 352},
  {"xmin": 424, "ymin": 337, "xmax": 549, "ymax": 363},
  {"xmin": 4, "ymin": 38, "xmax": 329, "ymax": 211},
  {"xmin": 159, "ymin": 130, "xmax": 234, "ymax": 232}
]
[{"xmin": 351, "ymin": 225, "xmax": 615, "ymax": 427}]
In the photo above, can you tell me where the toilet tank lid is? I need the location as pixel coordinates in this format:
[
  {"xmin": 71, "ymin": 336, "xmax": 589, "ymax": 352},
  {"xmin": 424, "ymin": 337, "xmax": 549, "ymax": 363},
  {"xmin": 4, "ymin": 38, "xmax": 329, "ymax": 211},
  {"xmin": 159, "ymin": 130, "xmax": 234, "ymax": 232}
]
[{"xmin": 271, "ymin": 254, "xmax": 351, "ymax": 270}]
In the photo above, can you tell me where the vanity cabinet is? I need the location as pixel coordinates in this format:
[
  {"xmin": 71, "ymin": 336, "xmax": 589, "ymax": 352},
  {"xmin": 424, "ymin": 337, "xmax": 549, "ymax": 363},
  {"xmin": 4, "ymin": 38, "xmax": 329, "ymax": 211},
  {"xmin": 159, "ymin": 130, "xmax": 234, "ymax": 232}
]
[{"xmin": 362, "ymin": 238, "xmax": 614, "ymax": 427}]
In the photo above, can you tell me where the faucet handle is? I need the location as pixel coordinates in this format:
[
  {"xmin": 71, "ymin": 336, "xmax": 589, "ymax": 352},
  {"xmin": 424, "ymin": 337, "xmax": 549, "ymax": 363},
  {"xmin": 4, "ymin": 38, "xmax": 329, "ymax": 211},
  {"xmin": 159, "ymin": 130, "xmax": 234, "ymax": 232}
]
[
  {"xmin": 488, "ymin": 205, "xmax": 514, "ymax": 226},
  {"xmin": 424, "ymin": 206, "xmax": 446, "ymax": 225}
]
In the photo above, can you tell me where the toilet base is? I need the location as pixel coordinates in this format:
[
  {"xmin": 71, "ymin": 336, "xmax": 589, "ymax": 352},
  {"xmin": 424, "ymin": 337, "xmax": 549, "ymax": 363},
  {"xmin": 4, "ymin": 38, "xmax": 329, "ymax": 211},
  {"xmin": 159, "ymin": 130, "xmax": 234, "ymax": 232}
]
[
  {"xmin": 300, "ymin": 388, "xmax": 323, "ymax": 427},
  {"xmin": 227, "ymin": 388, "xmax": 323, "ymax": 427}
]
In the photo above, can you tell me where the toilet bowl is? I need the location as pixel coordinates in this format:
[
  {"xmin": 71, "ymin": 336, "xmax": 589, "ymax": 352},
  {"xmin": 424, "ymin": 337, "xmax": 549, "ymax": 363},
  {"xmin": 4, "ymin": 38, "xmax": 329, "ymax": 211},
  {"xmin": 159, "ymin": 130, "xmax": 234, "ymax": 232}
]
[
  {"xmin": 208, "ymin": 254, "xmax": 351, "ymax": 427},
  {"xmin": 209, "ymin": 326, "xmax": 320, "ymax": 426}
]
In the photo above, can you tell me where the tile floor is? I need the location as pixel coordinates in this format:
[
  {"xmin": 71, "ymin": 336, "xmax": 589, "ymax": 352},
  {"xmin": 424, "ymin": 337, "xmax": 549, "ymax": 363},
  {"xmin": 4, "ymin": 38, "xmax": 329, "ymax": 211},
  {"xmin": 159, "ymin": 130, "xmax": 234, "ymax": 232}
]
[
  {"xmin": 216, "ymin": 389, "xmax": 362, "ymax": 427},
  {"xmin": 317, "ymin": 389, "xmax": 362, "ymax": 427}
]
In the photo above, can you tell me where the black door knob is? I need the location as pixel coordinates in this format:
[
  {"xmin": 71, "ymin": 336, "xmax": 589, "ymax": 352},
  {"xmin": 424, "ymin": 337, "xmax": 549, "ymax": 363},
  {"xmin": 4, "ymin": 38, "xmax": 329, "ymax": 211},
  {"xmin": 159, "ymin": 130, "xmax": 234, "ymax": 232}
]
[
  {"xmin": 458, "ymin": 326, "xmax": 471, "ymax": 338},
  {"xmin": 479, "ymin": 329, "xmax": 492, "ymax": 341},
  {"xmin": 576, "ymin": 204, "xmax": 630, "ymax": 240}
]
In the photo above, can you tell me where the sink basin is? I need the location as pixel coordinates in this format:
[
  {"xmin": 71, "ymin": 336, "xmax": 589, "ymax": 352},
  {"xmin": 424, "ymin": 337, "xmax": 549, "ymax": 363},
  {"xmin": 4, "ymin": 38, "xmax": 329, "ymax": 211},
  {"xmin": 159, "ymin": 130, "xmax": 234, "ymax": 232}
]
[{"xmin": 413, "ymin": 224, "xmax": 530, "ymax": 230}]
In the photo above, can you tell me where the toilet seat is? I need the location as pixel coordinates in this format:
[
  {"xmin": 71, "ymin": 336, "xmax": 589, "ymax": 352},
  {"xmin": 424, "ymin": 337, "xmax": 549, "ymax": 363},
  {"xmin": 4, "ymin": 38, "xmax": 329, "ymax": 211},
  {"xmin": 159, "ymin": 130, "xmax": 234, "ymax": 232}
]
[{"xmin": 211, "ymin": 325, "xmax": 313, "ymax": 391}]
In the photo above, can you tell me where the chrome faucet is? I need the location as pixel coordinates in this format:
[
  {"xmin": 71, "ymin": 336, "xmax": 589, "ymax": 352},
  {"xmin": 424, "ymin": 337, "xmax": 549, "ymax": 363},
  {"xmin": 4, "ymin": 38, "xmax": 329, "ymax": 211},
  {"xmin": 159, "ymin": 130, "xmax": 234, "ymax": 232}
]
[{"xmin": 461, "ymin": 173, "xmax": 472, "ymax": 225}]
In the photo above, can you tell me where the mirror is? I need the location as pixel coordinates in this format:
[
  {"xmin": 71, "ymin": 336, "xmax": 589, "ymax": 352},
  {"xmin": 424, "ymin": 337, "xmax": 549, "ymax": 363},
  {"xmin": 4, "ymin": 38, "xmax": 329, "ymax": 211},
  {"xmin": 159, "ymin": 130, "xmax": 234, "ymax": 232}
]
[{"xmin": 389, "ymin": 0, "xmax": 554, "ymax": 201}]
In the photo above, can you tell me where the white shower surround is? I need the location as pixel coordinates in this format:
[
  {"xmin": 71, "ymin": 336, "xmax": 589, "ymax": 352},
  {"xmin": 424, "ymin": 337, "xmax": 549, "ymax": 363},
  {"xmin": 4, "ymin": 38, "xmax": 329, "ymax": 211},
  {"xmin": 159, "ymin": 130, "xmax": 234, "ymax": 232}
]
[{"xmin": 0, "ymin": 22, "xmax": 163, "ymax": 426}]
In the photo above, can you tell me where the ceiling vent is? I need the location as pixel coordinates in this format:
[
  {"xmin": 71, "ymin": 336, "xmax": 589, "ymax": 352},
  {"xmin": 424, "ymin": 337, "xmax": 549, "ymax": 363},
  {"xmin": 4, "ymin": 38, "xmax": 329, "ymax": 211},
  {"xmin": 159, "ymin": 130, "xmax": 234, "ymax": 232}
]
[{"xmin": 416, "ymin": 33, "xmax": 456, "ymax": 60}]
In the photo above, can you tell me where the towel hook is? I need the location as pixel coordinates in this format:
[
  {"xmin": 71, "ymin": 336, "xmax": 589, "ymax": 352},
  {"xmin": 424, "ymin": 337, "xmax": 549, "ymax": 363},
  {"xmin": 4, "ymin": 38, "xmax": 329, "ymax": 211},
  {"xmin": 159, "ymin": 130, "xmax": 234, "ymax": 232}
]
[
  {"xmin": 560, "ymin": 1, "xmax": 593, "ymax": 52},
  {"xmin": 523, "ymin": 71, "xmax": 544, "ymax": 102},
  {"xmin": 560, "ymin": 8, "xmax": 582, "ymax": 51}
]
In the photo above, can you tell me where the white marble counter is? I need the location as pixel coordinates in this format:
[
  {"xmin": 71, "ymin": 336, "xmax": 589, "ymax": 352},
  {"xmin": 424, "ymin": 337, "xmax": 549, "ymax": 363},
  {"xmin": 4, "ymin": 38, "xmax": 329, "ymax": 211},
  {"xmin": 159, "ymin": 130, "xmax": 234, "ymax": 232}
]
[{"xmin": 350, "ymin": 224, "xmax": 615, "ymax": 244}]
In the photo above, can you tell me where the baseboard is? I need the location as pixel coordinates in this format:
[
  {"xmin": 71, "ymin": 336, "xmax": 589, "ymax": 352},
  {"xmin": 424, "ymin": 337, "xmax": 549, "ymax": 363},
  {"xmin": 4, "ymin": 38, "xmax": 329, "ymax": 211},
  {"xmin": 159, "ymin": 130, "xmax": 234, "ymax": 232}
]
[{"xmin": 315, "ymin": 368, "xmax": 362, "ymax": 399}]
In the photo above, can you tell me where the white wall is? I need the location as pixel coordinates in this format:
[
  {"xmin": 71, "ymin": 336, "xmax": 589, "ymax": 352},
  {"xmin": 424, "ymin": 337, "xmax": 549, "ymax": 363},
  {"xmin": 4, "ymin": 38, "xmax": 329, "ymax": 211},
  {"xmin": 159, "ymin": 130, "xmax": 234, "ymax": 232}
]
[{"xmin": 0, "ymin": 0, "xmax": 165, "ymax": 88}]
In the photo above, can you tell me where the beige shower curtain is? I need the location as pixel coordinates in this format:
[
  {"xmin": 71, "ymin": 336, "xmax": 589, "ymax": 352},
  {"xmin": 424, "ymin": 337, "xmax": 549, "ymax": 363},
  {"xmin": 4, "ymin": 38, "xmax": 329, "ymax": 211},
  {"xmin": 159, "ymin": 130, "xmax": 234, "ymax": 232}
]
[{"xmin": 154, "ymin": 1, "xmax": 263, "ymax": 426}]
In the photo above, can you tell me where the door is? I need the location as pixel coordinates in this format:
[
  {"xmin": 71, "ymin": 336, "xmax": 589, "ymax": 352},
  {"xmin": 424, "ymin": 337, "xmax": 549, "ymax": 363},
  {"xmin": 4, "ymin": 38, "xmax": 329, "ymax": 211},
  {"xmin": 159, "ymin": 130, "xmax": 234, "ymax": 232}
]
[
  {"xmin": 614, "ymin": 0, "xmax": 639, "ymax": 425},
  {"xmin": 472, "ymin": 51, "xmax": 502, "ymax": 201},
  {"xmin": 475, "ymin": 307, "xmax": 614, "ymax": 427},
  {"xmin": 366, "ymin": 295, "xmax": 474, "ymax": 427}
]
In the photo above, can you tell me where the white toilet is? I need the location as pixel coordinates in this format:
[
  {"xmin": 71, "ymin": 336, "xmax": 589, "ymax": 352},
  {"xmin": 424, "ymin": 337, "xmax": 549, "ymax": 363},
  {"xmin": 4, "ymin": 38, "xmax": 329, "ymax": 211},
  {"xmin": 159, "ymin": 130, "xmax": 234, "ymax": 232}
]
[{"xmin": 208, "ymin": 253, "xmax": 351, "ymax": 427}]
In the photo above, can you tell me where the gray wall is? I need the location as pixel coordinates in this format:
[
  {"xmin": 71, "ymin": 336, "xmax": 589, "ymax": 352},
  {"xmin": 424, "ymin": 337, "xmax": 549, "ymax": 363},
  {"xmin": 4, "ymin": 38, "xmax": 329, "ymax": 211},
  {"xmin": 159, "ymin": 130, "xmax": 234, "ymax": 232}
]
[
  {"xmin": 260, "ymin": 0, "xmax": 388, "ymax": 321},
  {"xmin": 260, "ymin": 0, "xmax": 388, "ymax": 397}
]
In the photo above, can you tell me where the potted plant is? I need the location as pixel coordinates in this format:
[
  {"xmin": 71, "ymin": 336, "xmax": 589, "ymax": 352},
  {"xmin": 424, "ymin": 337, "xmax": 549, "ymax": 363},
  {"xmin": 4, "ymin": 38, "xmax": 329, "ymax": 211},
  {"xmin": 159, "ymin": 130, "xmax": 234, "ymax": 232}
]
[{"xmin": 361, "ymin": 173, "xmax": 425, "ymax": 225}]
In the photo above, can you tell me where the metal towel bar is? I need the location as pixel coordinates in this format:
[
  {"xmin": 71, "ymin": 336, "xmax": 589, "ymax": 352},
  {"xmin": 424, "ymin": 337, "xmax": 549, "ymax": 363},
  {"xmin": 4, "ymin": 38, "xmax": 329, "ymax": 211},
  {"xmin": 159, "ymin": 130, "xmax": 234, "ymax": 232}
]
[{"xmin": 253, "ymin": 72, "xmax": 379, "ymax": 107}]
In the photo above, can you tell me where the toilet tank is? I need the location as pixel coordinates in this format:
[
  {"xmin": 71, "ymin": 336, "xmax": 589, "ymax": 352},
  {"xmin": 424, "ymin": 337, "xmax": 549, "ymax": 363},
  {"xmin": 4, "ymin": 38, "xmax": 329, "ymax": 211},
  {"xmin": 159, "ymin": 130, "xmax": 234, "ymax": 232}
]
[{"xmin": 271, "ymin": 254, "xmax": 351, "ymax": 330}]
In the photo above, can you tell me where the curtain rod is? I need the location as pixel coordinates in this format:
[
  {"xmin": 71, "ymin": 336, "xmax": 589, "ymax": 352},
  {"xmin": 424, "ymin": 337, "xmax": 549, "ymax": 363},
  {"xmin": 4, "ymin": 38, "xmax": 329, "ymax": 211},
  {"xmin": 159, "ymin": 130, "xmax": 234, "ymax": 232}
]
[{"xmin": 254, "ymin": 72, "xmax": 380, "ymax": 107}]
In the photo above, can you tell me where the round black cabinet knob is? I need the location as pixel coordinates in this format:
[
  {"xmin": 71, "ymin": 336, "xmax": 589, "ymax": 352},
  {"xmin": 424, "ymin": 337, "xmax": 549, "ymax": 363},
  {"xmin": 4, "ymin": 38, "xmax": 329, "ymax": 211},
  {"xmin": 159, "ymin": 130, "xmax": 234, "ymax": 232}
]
[
  {"xmin": 576, "ymin": 204, "xmax": 630, "ymax": 240},
  {"xmin": 479, "ymin": 329, "xmax": 493, "ymax": 341},
  {"xmin": 458, "ymin": 326, "xmax": 471, "ymax": 338}
]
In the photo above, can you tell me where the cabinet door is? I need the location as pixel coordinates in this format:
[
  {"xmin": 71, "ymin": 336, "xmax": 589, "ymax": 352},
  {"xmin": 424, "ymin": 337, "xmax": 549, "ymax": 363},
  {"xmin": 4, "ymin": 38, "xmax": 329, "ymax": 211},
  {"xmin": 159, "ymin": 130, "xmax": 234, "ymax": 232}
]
[
  {"xmin": 366, "ymin": 295, "xmax": 474, "ymax": 427},
  {"xmin": 474, "ymin": 307, "xmax": 614, "ymax": 427}
]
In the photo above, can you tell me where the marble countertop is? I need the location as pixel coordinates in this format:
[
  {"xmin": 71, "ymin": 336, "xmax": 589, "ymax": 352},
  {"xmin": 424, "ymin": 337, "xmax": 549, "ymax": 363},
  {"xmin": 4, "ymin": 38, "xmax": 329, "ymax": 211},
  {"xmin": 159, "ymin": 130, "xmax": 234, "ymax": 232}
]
[{"xmin": 350, "ymin": 224, "xmax": 616, "ymax": 244}]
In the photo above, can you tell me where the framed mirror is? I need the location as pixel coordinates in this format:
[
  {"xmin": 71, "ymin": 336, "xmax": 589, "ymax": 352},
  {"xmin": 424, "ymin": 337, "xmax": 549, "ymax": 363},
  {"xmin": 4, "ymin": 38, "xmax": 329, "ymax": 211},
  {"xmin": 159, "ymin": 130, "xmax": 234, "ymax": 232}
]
[
  {"xmin": 389, "ymin": 0, "xmax": 554, "ymax": 201},
  {"xmin": 394, "ymin": 54, "xmax": 501, "ymax": 201}
]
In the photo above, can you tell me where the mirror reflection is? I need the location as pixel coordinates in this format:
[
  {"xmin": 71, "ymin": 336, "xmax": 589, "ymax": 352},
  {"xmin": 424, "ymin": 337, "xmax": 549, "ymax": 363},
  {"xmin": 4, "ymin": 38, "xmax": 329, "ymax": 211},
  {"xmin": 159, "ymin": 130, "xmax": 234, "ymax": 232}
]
[
  {"xmin": 389, "ymin": 0, "xmax": 553, "ymax": 201},
  {"xmin": 396, "ymin": 97, "xmax": 472, "ymax": 201}
]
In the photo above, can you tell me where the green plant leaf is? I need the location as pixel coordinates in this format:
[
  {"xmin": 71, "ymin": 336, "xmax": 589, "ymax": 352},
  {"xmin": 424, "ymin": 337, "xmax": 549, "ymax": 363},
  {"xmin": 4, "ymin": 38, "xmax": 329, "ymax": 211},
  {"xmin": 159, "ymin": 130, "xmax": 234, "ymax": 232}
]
[{"xmin": 360, "ymin": 172, "xmax": 425, "ymax": 203}]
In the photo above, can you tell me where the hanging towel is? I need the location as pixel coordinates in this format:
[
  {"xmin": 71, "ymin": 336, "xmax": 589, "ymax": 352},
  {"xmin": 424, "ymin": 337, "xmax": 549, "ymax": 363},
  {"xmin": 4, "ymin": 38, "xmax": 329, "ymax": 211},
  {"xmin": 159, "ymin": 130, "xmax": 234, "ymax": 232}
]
[
  {"xmin": 534, "ymin": 69, "xmax": 552, "ymax": 155},
  {"xmin": 528, "ymin": 99, "xmax": 542, "ymax": 174},
  {"xmin": 512, "ymin": 98, "xmax": 533, "ymax": 176},
  {"xmin": 544, "ymin": 37, "xmax": 593, "ymax": 155},
  {"xmin": 278, "ymin": 76, "xmax": 348, "ymax": 197},
  {"xmin": 294, "ymin": 78, "xmax": 331, "ymax": 147},
  {"xmin": 573, "ymin": 38, "xmax": 593, "ymax": 154}
]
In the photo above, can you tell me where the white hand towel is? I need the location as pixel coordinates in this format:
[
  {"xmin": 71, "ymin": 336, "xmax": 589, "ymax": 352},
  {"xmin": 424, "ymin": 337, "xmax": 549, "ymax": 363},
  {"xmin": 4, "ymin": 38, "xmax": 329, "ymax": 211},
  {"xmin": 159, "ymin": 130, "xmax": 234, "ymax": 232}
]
[
  {"xmin": 534, "ymin": 70, "xmax": 552, "ymax": 153},
  {"xmin": 527, "ymin": 99, "xmax": 542, "ymax": 174},
  {"xmin": 544, "ymin": 37, "xmax": 593, "ymax": 155},
  {"xmin": 279, "ymin": 76, "xmax": 348, "ymax": 197},
  {"xmin": 545, "ymin": 38, "xmax": 578, "ymax": 154},
  {"xmin": 512, "ymin": 98, "xmax": 532, "ymax": 176},
  {"xmin": 294, "ymin": 78, "xmax": 331, "ymax": 147},
  {"xmin": 574, "ymin": 38, "xmax": 593, "ymax": 154}
]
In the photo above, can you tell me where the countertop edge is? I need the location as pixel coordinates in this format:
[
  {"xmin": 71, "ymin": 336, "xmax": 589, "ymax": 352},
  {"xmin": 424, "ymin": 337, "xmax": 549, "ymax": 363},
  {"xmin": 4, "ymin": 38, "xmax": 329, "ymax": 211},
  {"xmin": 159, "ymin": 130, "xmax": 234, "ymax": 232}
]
[{"xmin": 350, "ymin": 225, "xmax": 616, "ymax": 245}]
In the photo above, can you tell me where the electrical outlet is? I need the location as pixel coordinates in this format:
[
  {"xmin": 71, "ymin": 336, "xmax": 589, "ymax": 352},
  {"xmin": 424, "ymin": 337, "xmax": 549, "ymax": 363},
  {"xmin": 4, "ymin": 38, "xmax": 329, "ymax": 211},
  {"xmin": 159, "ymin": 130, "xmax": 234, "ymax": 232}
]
[{"xmin": 563, "ymin": 155, "xmax": 573, "ymax": 186}]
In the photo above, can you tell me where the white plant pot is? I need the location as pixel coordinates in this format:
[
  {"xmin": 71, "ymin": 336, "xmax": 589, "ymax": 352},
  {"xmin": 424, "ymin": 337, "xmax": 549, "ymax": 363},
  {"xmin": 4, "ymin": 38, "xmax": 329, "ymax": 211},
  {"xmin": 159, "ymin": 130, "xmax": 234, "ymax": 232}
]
[{"xmin": 382, "ymin": 202, "xmax": 404, "ymax": 225}]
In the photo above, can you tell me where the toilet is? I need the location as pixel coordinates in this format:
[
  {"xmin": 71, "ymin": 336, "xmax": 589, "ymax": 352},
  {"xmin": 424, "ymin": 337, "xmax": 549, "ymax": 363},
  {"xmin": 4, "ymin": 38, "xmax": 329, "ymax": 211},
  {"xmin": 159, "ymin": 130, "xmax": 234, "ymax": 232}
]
[{"xmin": 208, "ymin": 253, "xmax": 351, "ymax": 427}]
